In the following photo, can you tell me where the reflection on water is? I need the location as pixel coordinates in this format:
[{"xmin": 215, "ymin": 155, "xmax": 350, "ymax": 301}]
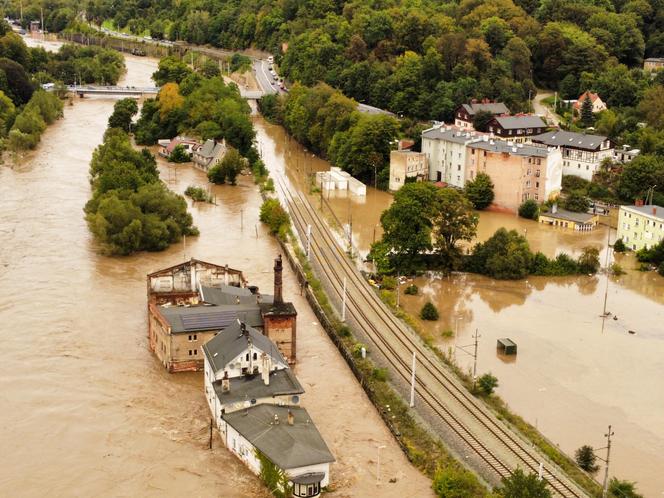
[{"xmin": 253, "ymin": 115, "xmax": 664, "ymax": 495}]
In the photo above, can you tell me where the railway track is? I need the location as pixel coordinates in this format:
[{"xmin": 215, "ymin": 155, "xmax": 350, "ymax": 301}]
[{"xmin": 273, "ymin": 176, "xmax": 589, "ymax": 498}]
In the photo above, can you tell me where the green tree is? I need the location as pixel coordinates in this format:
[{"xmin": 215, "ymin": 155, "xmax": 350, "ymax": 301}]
[
  {"xmin": 420, "ymin": 301, "xmax": 439, "ymax": 321},
  {"xmin": 494, "ymin": 468, "xmax": 552, "ymax": 498},
  {"xmin": 465, "ymin": 173, "xmax": 495, "ymax": 210},
  {"xmin": 0, "ymin": 89, "xmax": 15, "ymax": 137},
  {"xmin": 153, "ymin": 56, "xmax": 193, "ymax": 85},
  {"xmin": 108, "ymin": 98, "xmax": 138, "ymax": 132},
  {"xmin": 169, "ymin": 144, "xmax": 191, "ymax": 163},
  {"xmin": 638, "ymin": 85, "xmax": 664, "ymax": 130},
  {"xmin": 577, "ymin": 247, "xmax": 600, "ymax": 274},
  {"xmin": 580, "ymin": 93, "xmax": 595, "ymax": 127},
  {"xmin": 559, "ymin": 74, "xmax": 579, "ymax": 100},
  {"xmin": 219, "ymin": 147, "xmax": 246, "ymax": 185},
  {"xmin": 472, "ymin": 110, "xmax": 494, "ymax": 132},
  {"xmin": 617, "ymin": 156, "xmax": 664, "ymax": 202},
  {"xmin": 468, "ymin": 228, "xmax": 533, "ymax": 280},
  {"xmin": 378, "ymin": 182, "xmax": 439, "ymax": 273},
  {"xmin": 518, "ymin": 199, "xmax": 539, "ymax": 220},
  {"xmin": 608, "ymin": 478, "xmax": 643, "ymax": 498},
  {"xmin": 478, "ymin": 373, "xmax": 498, "ymax": 396},
  {"xmin": 432, "ymin": 188, "xmax": 479, "ymax": 269},
  {"xmin": 259, "ymin": 198, "xmax": 289, "ymax": 235},
  {"xmin": 563, "ymin": 192, "xmax": 590, "ymax": 212},
  {"xmin": 574, "ymin": 445, "xmax": 599, "ymax": 473}
]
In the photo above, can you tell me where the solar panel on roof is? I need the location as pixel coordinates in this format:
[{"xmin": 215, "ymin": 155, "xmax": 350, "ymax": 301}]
[{"xmin": 181, "ymin": 311, "xmax": 235, "ymax": 331}]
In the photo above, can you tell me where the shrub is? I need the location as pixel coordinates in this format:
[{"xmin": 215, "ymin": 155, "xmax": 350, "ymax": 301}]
[
  {"xmin": 420, "ymin": 301, "xmax": 439, "ymax": 321},
  {"xmin": 611, "ymin": 263, "xmax": 625, "ymax": 276},
  {"xmin": 659, "ymin": 263, "xmax": 664, "ymax": 277},
  {"xmin": 577, "ymin": 247, "xmax": 600, "ymax": 274},
  {"xmin": 404, "ymin": 284, "xmax": 418, "ymax": 295},
  {"xmin": 613, "ymin": 238, "xmax": 626, "ymax": 252},
  {"xmin": 477, "ymin": 373, "xmax": 498, "ymax": 396},
  {"xmin": 562, "ymin": 191, "xmax": 590, "ymax": 212},
  {"xmin": 441, "ymin": 329, "xmax": 454, "ymax": 338},
  {"xmin": 184, "ymin": 185, "xmax": 211, "ymax": 202},
  {"xmin": 518, "ymin": 199, "xmax": 539, "ymax": 220},
  {"xmin": 371, "ymin": 367, "xmax": 389, "ymax": 382},
  {"xmin": 381, "ymin": 276, "xmax": 397, "ymax": 290},
  {"xmin": 208, "ymin": 162, "xmax": 226, "ymax": 184},
  {"xmin": 432, "ymin": 466, "xmax": 486, "ymax": 497},
  {"xmin": 169, "ymin": 144, "xmax": 191, "ymax": 163},
  {"xmin": 259, "ymin": 198, "xmax": 290, "ymax": 235},
  {"xmin": 574, "ymin": 445, "xmax": 599, "ymax": 473}
]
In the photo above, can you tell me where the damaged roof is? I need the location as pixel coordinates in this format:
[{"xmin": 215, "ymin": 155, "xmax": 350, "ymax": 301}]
[{"xmin": 212, "ymin": 368, "xmax": 304, "ymax": 406}]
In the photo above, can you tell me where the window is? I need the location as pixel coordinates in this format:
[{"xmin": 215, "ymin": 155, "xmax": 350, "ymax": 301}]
[
  {"xmin": 188, "ymin": 349, "xmax": 198, "ymax": 356},
  {"xmin": 253, "ymin": 352, "xmax": 257, "ymax": 360},
  {"xmin": 457, "ymin": 165, "xmax": 461, "ymax": 171},
  {"xmin": 535, "ymin": 193, "xmax": 539, "ymax": 200},
  {"xmin": 188, "ymin": 334, "xmax": 197, "ymax": 341},
  {"xmin": 536, "ymin": 182, "xmax": 539, "ymax": 188}
]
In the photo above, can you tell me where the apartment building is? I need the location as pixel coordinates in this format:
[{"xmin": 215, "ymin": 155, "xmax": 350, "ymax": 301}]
[
  {"xmin": 465, "ymin": 139, "xmax": 562, "ymax": 212},
  {"xmin": 617, "ymin": 204, "xmax": 664, "ymax": 251}
]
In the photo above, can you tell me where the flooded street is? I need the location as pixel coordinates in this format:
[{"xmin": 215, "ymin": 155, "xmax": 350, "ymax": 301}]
[
  {"xmin": 0, "ymin": 52, "xmax": 431, "ymax": 497},
  {"xmin": 254, "ymin": 116, "xmax": 664, "ymax": 495}
]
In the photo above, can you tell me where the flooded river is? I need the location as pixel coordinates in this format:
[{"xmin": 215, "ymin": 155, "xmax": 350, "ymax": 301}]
[
  {"xmin": 253, "ymin": 117, "xmax": 664, "ymax": 495},
  {"xmin": 0, "ymin": 49, "xmax": 431, "ymax": 497}
]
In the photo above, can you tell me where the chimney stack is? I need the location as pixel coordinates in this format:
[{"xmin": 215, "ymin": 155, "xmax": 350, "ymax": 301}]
[
  {"xmin": 222, "ymin": 371, "xmax": 230, "ymax": 393},
  {"xmin": 274, "ymin": 255, "xmax": 283, "ymax": 304},
  {"xmin": 653, "ymin": 207, "xmax": 657, "ymax": 215},
  {"xmin": 287, "ymin": 410, "xmax": 294, "ymax": 426},
  {"xmin": 261, "ymin": 353, "xmax": 272, "ymax": 385}
]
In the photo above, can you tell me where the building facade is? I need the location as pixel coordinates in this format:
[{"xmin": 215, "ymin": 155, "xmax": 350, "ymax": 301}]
[
  {"xmin": 147, "ymin": 256, "xmax": 296, "ymax": 372},
  {"xmin": 454, "ymin": 101, "xmax": 510, "ymax": 129},
  {"xmin": 465, "ymin": 139, "xmax": 562, "ymax": 212},
  {"xmin": 487, "ymin": 115, "xmax": 548, "ymax": 143},
  {"xmin": 644, "ymin": 57, "xmax": 664, "ymax": 71},
  {"xmin": 573, "ymin": 92, "xmax": 607, "ymax": 114},
  {"xmin": 388, "ymin": 150, "xmax": 428, "ymax": 191},
  {"xmin": 192, "ymin": 139, "xmax": 226, "ymax": 172},
  {"xmin": 539, "ymin": 206, "xmax": 599, "ymax": 231},
  {"xmin": 617, "ymin": 204, "xmax": 664, "ymax": 251},
  {"xmin": 421, "ymin": 125, "xmax": 487, "ymax": 188},
  {"xmin": 531, "ymin": 130, "xmax": 613, "ymax": 182}
]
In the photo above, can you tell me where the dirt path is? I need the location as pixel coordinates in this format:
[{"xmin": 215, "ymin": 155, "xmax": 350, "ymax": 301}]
[{"xmin": 532, "ymin": 90, "xmax": 561, "ymax": 126}]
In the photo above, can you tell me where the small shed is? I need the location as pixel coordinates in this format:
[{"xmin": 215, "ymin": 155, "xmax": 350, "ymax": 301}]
[{"xmin": 497, "ymin": 338, "xmax": 517, "ymax": 355}]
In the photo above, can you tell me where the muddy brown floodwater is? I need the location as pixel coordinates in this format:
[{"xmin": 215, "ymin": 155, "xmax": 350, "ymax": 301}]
[
  {"xmin": 0, "ymin": 53, "xmax": 431, "ymax": 497},
  {"xmin": 253, "ymin": 117, "xmax": 664, "ymax": 496}
]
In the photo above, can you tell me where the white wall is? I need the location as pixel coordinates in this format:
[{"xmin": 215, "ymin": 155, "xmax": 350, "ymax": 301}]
[{"xmin": 544, "ymin": 148, "xmax": 563, "ymax": 200}]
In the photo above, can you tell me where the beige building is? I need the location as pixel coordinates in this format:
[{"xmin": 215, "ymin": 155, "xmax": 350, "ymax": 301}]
[
  {"xmin": 388, "ymin": 149, "xmax": 427, "ymax": 191},
  {"xmin": 539, "ymin": 206, "xmax": 599, "ymax": 231},
  {"xmin": 573, "ymin": 91, "xmax": 607, "ymax": 114},
  {"xmin": 465, "ymin": 139, "xmax": 562, "ymax": 212},
  {"xmin": 147, "ymin": 256, "xmax": 297, "ymax": 372},
  {"xmin": 644, "ymin": 57, "xmax": 664, "ymax": 72}
]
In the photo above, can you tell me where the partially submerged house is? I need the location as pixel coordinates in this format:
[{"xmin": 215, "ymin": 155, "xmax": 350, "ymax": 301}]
[
  {"xmin": 158, "ymin": 136, "xmax": 200, "ymax": 158},
  {"xmin": 147, "ymin": 256, "xmax": 297, "ymax": 372},
  {"xmin": 202, "ymin": 319, "xmax": 333, "ymax": 497},
  {"xmin": 192, "ymin": 139, "xmax": 226, "ymax": 172}
]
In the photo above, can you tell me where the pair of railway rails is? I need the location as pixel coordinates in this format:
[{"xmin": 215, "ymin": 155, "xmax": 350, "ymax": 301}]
[{"xmin": 273, "ymin": 176, "xmax": 589, "ymax": 498}]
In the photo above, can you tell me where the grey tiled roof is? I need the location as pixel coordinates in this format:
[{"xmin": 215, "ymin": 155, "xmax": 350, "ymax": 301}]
[
  {"xmin": 421, "ymin": 126, "xmax": 480, "ymax": 144},
  {"xmin": 531, "ymin": 130, "xmax": 609, "ymax": 151},
  {"xmin": 201, "ymin": 285, "xmax": 274, "ymax": 306},
  {"xmin": 196, "ymin": 139, "xmax": 224, "ymax": 159},
  {"xmin": 223, "ymin": 405, "xmax": 335, "ymax": 469},
  {"xmin": 202, "ymin": 320, "xmax": 285, "ymax": 373},
  {"xmin": 212, "ymin": 368, "xmax": 304, "ymax": 406},
  {"xmin": 461, "ymin": 102, "xmax": 510, "ymax": 116},
  {"xmin": 541, "ymin": 208, "xmax": 595, "ymax": 223},
  {"xmin": 621, "ymin": 204, "xmax": 664, "ymax": 220},
  {"xmin": 469, "ymin": 140, "xmax": 551, "ymax": 157},
  {"xmin": 493, "ymin": 115, "xmax": 546, "ymax": 129}
]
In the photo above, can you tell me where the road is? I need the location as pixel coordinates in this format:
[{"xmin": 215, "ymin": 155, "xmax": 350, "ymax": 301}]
[
  {"xmin": 533, "ymin": 90, "xmax": 561, "ymax": 126},
  {"xmin": 269, "ymin": 176, "xmax": 592, "ymax": 497}
]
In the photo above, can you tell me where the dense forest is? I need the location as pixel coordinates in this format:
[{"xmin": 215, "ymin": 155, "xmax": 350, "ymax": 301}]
[{"xmin": 7, "ymin": 0, "xmax": 663, "ymax": 120}]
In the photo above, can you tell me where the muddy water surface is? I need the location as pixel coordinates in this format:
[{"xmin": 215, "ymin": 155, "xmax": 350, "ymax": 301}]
[
  {"xmin": 0, "ymin": 54, "xmax": 432, "ymax": 497},
  {"xmin": 254, "ymin": 116, "xmax": 664, "ymax": 495}
]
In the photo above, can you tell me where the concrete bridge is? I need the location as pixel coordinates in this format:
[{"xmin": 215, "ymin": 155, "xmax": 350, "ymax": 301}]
[{"xmin": 68, "ymin": 85, "xmax": 160, "ymax": 97}]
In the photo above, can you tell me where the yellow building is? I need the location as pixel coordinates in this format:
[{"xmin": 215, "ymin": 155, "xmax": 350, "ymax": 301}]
[
  {"xmin": 617, "ymin": 204, "xmax": 664, "ymax": 251},
  {"xmin": 539, "ymin": 207, "xmax": 599, "ymax": 231}
]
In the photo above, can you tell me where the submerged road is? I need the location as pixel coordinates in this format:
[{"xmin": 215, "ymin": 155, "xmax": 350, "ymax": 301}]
[{"xmin": 271, "ymin": 176, "xmax": 591, "ymax": 497}]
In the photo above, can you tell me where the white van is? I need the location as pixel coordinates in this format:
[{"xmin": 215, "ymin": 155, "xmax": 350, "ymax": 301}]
[{"xmin": 267, "ymin": 56, "xmax": 274, "ymax": 64}]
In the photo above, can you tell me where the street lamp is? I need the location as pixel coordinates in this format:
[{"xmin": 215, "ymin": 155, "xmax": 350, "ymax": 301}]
[{"xmin": 376, "ymin": 445, "xmax": 387, "ymax": 485}]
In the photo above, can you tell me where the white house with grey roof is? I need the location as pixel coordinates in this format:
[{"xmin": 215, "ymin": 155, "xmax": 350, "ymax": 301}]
[
  {"xmin": 488, "ymin": 115, "xmax": 548, "ymax": 143},
  {"xmin": 202, "ymin": 319, "xmax": 333, "ymax": 497},
  {"xmin": 222, "ymin": 405, "xmax": 334, "ymax": 498},
  {"xmin": 531, "ymin": 130, "xmax": 613, "ymax": 181},
  {"xmin": 421, "ymin": 125, "xmax": 489, "ymax": 187}
]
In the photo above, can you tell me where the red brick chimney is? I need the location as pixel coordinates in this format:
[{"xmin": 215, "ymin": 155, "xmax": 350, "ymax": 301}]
[
  {"xmin": 274, "ymin": 255, "xmax": 283, "ymax": 304},
  {"xmin": 653, "ymin": 207, "xmax": 658, "ymax": 215}
]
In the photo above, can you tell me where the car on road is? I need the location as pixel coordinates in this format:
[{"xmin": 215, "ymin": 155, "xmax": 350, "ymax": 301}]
[{"xmin": 267, "ymin": 56, "xmax": 274, "ymax": 64}]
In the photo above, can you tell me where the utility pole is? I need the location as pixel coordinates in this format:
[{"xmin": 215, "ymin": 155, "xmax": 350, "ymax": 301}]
[
  {"xmin": 240, "ymin": 208, "xmax": 243, "ymax": 231},
  {"xmin": 601, "ymin": 223, "xmax": 612, "ymax": 320},
  {"xmin": 409, "ymin": 351, "xmax": 416, "ymax": 407},
  {"xmin": 306, "ymin": 224, "xmax": 311, "ymax": 261},
  {"xmin": 341, "ymin": 277, "xmax": 347, "ymax": 322},
  {"xmin": 396, "ymin": 272, "xmax": 400, "ymax": 307},
  {"xmin": 456, "ymin": 329, "xmax": 480, "ymax": 389},
  {"xmin": 40, "ymin": 7, "xmax": 44, "ymax": 40},
  {"xmin": 599, "ymin": 425, "xmax": 615, "ymax": 498}
]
